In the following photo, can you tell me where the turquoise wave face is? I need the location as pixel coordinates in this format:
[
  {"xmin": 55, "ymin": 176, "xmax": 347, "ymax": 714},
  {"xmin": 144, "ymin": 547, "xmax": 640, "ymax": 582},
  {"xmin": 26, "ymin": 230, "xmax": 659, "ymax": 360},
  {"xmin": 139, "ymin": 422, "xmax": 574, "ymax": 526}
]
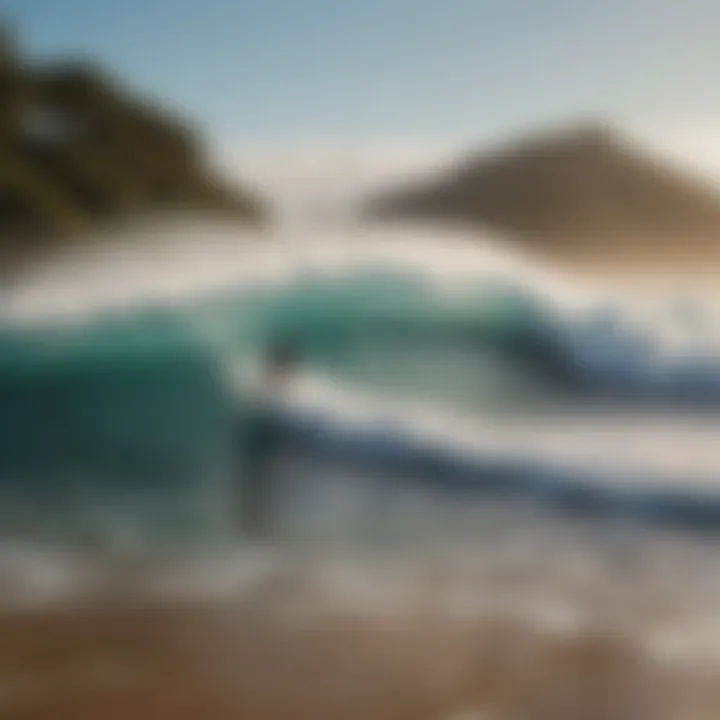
[
  {"xmin": 0, "ymin": 273, "xmax": 564, "ymax": 546},
  {"xmin": 0, "ymin": 315, "xmax": 235, "ymax": 546}
]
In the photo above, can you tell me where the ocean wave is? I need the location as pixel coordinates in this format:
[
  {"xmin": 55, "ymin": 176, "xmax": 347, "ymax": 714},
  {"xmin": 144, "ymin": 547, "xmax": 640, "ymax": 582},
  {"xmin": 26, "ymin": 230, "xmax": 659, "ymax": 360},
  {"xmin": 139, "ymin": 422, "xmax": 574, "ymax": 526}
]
[{"xmin": 1, "ymin": 219, "xmax": 720, "ymax": 546}]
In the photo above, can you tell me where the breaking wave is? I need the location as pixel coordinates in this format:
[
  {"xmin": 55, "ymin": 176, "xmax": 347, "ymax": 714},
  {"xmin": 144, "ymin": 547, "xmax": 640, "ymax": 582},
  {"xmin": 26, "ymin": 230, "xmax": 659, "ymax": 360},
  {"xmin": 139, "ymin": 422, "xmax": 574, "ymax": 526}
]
[{"xmin": 2, "ymin": 218, "xmax": 720, "ymax": 627}]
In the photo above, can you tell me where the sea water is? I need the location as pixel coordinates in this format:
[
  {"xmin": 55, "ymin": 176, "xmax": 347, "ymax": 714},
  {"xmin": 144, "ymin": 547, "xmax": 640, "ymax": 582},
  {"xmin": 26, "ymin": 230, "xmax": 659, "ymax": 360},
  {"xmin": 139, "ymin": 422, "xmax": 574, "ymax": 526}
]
[{"xmin": 2, "ymin": 219, "xmax": 720, "ymax": 666}]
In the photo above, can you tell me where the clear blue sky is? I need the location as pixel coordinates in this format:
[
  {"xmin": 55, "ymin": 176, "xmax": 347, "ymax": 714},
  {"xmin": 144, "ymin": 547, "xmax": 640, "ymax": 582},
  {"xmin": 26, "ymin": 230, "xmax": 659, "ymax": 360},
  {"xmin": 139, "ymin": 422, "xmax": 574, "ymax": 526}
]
[{"xmin": 5, "ymin": 0, "xmax": 720, "ymax": 147}]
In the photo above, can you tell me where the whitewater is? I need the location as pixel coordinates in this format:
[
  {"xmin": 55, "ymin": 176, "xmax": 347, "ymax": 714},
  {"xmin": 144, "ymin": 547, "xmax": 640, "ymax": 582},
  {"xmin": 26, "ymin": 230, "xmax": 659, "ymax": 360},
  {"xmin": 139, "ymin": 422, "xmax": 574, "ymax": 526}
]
[{"xmin": 4, "ymin": 215, "xmax": 720, "ymax": 670}]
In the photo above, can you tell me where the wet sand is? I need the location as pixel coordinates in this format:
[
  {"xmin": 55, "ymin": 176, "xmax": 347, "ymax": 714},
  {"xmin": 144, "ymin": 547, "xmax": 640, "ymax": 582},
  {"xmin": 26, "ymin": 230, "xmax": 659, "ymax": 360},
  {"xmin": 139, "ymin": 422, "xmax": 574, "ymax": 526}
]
[{"xmin": 0, "ymin": 596, "xmax": 718, "ymax": 720}]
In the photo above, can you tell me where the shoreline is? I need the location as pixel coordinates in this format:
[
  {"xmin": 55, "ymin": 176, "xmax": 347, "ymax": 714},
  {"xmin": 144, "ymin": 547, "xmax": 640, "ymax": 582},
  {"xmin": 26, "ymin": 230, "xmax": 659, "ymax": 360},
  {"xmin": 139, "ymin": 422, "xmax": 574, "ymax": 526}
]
[
  {"xmin": 0, "ymin": 540, "xmax": 719, "ymax": 720},
  {"xmin": 0, "ymin": 597, "xmax": 701, "ymax": 720}
]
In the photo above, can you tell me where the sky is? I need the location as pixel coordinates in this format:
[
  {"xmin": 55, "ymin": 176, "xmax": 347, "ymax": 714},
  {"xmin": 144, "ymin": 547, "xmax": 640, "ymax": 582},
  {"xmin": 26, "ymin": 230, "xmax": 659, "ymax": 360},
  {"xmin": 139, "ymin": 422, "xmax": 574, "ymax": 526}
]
[{"xmin": 7, "ymin": 0, "xmax": 720, "ymax": 193}]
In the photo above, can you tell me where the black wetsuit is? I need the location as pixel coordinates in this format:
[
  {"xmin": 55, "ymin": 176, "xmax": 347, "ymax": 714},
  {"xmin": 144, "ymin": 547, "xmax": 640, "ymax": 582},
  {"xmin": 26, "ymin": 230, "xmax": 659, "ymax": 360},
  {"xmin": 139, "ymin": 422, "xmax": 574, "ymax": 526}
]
[{"xmin": 240, "ymin": 403, "xmax": 284, "ymax": 537}]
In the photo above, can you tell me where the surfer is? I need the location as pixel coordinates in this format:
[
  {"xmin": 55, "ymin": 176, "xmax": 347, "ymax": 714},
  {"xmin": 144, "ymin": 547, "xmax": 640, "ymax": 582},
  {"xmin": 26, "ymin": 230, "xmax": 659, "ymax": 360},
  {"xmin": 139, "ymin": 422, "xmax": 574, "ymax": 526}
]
[{"xmin": 240, "ymin": 342, "xmax": 299, "ymax": 538}]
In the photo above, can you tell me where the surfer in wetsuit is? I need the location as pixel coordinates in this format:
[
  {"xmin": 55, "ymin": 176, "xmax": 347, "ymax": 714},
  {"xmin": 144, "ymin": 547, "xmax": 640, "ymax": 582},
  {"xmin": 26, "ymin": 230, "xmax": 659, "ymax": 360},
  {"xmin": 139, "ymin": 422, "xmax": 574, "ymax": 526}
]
[{"xmin": 241, "ymin": 343, "xmax": 298, "ymax": 538}]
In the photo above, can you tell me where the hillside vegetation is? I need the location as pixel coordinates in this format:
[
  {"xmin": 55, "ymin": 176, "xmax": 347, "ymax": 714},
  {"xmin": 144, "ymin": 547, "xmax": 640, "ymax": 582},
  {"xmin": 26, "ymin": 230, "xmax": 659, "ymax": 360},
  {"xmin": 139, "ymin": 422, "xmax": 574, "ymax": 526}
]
[{"xmin": 0, "ymin": 27, "xmax": 265, "ymax": 264}]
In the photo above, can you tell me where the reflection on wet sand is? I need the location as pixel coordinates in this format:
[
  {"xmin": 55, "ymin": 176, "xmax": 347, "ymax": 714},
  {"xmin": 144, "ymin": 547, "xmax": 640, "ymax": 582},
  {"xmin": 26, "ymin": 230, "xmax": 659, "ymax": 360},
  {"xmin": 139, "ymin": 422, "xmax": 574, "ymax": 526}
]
[
  {"xmin": 0, "ymin": 557, "xmax": 719, "ymax": 720},
  {"xmin": 0, "ymin": 603, "xmax": 681, "ymax": 720}
]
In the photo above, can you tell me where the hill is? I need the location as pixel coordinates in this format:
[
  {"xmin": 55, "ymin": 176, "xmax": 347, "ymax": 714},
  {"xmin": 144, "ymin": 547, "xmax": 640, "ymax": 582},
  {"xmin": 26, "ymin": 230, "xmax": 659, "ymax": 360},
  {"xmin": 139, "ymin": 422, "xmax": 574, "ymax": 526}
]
[
  {"xmin": 368, "ymin": 123, "xmax": 720, "ymax": 257},
  {"xmin": 0, "ymin": 27, "xmax": 265, "ymax": 264}
]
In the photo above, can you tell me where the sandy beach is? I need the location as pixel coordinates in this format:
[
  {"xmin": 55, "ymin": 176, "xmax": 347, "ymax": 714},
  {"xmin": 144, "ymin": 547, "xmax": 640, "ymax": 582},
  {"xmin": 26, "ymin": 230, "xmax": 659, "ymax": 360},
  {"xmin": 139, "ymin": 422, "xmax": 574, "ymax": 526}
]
[
  {"xmin": 0, "ymin": 587, "xmax": 718, "ymax": 720},
  {"xmin": 542, "ymin": 243, "xmax": 720, "ymax": 287}
]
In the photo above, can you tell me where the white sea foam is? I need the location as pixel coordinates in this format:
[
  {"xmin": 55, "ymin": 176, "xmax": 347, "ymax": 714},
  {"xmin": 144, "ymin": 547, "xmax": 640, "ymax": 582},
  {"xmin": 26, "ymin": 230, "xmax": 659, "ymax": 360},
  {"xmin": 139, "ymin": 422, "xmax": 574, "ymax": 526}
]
[{"xmin": 0, "ymin": 218, "xmax": 585, "ymax": 326}]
